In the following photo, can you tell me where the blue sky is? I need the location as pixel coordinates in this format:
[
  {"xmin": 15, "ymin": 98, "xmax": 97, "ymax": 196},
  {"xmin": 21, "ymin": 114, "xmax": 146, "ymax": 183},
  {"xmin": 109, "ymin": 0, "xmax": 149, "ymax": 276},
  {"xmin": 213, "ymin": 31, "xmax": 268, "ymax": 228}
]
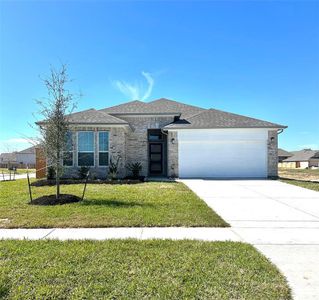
[{"xmin": 0, "ymin": 0, "xmax": 318, "ymax": 152}]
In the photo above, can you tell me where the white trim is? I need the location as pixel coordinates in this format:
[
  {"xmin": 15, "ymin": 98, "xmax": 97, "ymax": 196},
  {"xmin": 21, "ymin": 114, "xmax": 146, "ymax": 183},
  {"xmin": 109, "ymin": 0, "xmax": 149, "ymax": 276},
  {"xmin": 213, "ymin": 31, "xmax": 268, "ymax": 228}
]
[
  {"xmin": 97, "ymin": 131, "xmax": 110, "ymax": 167},
  {"xmin": 77, "ymin": 131, "xmax": 95, "ymax": 167}
]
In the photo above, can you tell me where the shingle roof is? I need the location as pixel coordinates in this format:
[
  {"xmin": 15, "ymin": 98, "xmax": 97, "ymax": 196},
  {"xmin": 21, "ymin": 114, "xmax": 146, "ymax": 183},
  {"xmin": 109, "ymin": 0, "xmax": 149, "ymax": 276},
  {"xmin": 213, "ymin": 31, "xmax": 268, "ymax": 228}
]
[
  {"xmin": 278, "ymin": 148, "xmax": 292, "ymax": 157},
  {"xmin": 18, "ymin": 146, "xmax": 36, "ymax": 154},
  {"xmin": 36, "ymin": 98, "xmax": 286, "ymax": 129},
  {"xmin": 37, "ymin": 109, "xmax": 128, "ymax": 126},
  {"xmin": 100, "ymin": 100, "xmax": 151, "ymax": 114},
  {"xmin": 147, "ymin": 98, "xmax": 204, "ymax": 119},
  {"xmin": 100, "ymin": 98, "xmax": 204, "ymax": 118},
  {"xmin": 164, "ymin": 108, "xmax": 286, "ymax": 129},
  {"xmin": 283, "ymin": 149, "xmax": 319, "ymax": 162}
]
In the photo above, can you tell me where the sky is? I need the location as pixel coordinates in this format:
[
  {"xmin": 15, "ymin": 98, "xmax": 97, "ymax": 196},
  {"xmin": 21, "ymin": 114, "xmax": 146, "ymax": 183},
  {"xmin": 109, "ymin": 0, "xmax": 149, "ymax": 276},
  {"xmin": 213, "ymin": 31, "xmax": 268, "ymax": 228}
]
[{"xmin": 0, "ymin": 0, "xmax": 318, "ymax": 153}]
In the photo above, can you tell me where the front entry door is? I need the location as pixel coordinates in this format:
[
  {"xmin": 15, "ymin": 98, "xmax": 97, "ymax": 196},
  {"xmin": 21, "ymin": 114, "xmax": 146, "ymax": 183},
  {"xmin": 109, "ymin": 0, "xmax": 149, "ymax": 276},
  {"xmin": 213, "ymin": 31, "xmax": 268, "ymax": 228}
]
[{"xmin": 149, "ymin": 143, "xmax": 163, "ymax": 175}]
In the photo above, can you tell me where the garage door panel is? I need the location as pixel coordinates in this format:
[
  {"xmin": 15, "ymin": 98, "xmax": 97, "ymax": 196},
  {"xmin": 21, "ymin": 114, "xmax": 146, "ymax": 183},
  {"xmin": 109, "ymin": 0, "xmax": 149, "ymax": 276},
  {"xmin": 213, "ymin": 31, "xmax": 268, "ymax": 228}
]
[{"xmin": 178, "ymin": 130, "xmax": 268, "ymax": 178}]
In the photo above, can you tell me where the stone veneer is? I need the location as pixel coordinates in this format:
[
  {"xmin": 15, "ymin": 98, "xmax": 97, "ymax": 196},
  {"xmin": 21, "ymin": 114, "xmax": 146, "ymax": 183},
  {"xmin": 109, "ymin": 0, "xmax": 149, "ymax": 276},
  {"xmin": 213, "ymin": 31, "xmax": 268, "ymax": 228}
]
[
  {"xmin": 117, "ymin": 116, "xmax": 175, "ymax": 177},
  {"xmin": 167, "ymin": 131, "xmax": 178, "ymax": 177},
  {"xmin": 62, "ymin": 117, "xmax": 178, "ymax": 179},
  {"xmin": 59, "ymin": 122, "xmax": 277, "ymax": 179},
  {"xmin": 62, "ymin": 126, "xmax": 127, "ymax": 179},
  {"xmin": 267, "ymin": 130, "xmax": 278, "ymax": 177}
]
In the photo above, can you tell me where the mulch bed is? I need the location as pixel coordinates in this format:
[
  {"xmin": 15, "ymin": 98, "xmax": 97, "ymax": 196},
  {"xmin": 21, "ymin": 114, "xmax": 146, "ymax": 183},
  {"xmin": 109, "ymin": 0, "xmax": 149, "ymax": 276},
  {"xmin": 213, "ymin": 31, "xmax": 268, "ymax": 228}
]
[
  {"xmin": 31, "ymin": 179, "xmax": 143, "ymax": 187},
  {"xmin": 30, "ymin": 194, "xmax": 81, "ymax": 206}
]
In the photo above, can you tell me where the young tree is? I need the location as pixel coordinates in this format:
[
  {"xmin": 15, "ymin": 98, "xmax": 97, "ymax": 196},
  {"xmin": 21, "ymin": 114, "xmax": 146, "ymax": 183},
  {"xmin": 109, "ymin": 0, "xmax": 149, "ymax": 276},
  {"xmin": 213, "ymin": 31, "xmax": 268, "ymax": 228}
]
[{"xmin": 36, "ymin": 65, "xmax": 77, "ymax": 200}]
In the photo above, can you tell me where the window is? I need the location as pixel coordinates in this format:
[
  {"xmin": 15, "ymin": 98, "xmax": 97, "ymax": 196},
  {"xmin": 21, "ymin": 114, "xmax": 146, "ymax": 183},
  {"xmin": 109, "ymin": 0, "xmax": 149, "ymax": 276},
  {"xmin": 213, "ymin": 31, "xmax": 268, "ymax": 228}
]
[
  {"xmin": 148, "ymin": 130, "xmax": 163, "ymax": 141},
  {"xmin": 63, "ymin": 131, "xmax": 73, "ymax": 166},
  {"xmin": 78, "ymin": 131, "xmax": 94, "ymax": 166},
  {"xmin": 99, "ymin": 131, "xmax": 109, "ymax": 166}
]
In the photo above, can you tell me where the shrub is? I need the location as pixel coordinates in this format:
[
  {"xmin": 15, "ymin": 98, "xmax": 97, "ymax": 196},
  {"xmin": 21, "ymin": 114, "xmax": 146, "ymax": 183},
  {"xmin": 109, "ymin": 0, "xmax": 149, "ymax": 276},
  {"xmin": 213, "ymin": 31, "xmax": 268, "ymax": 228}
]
[
  {"xmin": 78, "ymin": 166, "xmax": 90, "ymax": 179},
  {"xmin": 109, "ymin": 156, "xmax": 121, "ymax": 179},
  {"xmin": 126, "ymin": 162, "xmax": 142, "ymax": 179},
  {"xmin": 47, "ymin": 166, "xmax": 56, "ymax": 180}
]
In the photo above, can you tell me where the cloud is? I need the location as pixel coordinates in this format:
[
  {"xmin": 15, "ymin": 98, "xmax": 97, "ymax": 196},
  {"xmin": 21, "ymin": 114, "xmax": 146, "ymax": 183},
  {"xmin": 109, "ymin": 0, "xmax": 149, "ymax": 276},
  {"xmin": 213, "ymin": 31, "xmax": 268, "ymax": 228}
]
[
  {"xmin": 5, "ymin": 138, "xmax": 31, "ymax": 144},
  {"xmin": 141, "ymin": 71, "xmax": 154, "ymax": 101},
  {"xmin": 113, "ymin": 71, "xmax": 154, "ymax": 101},
  {"xmin": 113, "ymin": 81, "xmax": 140, "ymax": 100},
  {"xmin": 0, "ymin": 138, "xmax": 38, "ymax": 153}
]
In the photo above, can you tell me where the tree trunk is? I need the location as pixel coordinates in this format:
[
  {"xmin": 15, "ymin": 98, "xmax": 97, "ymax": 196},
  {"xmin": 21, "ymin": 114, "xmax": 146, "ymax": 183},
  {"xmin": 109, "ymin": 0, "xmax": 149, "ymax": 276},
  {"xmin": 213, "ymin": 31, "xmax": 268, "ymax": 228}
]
[{"xmin": 56, "ymin": 161, "xmax": 60, "ymax": 200}]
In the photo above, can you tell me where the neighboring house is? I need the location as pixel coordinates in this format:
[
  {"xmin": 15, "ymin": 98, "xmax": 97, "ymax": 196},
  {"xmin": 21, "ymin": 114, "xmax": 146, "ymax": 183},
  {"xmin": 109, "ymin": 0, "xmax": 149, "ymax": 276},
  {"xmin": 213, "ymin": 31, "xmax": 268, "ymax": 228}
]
[
  {"xmin": 278, "ymin": 148, "xmax": 292, "ymax": 163},
  {"xmin": 0, "ymin": 152, "xmax": 17, "ymax": 168},
  {"xmin": 36, "ymin": 98, "xmax": 287, "ymax": 178},
  {"xmin": 281, "ymin": 149, "xmax": 319, "ymax": 169},
  {"xmin": 16, "ymin": 146, "xmax": 36, "ymax": 166},
  {"xmin": 0, "ymin": 146, "xmax": 36, "ymax": 168}
]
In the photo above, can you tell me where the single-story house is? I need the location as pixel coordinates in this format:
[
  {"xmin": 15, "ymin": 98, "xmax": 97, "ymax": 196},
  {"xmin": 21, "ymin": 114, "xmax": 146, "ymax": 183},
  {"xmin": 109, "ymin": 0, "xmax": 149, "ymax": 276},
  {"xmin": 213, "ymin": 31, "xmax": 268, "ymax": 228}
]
[
  {"xmin": 0, "ymin": 146, "xmax": 36, "ymax": 168},
  {"xmin": 36, "ymin": 98, "xmax": 287, "ymax": 178},
  {"xmin": 278, "ymin": 148, "xmax": 292, "ymax": 163},
  {"xmin": 280, "ymin": 149, "xmax": 319, "ymax": 169}
]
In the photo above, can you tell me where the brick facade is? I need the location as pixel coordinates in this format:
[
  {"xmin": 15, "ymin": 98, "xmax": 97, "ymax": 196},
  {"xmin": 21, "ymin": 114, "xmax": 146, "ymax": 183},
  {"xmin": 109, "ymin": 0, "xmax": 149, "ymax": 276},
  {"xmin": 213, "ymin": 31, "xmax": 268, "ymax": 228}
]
[
  {"xmin": 61, "ymin": 126, "xmax": 127, "ymax": 179},
  {"xmin": 36, "ymin": 121, "xmax": 278, "ymax": 179},
  {"xmin": 167, "ymin": 131, "xmax": 178, "ymax": 177},
  {"xmin": 267, "ymin": 130, "xmax": 278, "ymax": 177},
  {"xmin": 118, "ymin": 116, "xmax": 175, "ymax": 177}
]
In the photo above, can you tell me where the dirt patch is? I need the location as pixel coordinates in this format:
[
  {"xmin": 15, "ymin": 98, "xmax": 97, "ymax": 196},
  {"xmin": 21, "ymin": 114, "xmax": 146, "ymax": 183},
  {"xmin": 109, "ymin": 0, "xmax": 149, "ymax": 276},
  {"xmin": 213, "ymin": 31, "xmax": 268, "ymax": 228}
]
[
  {"xmin": 30, "ymin": 194, "xmax": 81, "ymax": 206},
  {"xmin": 279, "ymin": 168, "xmax": 319, "ymax": 182}
]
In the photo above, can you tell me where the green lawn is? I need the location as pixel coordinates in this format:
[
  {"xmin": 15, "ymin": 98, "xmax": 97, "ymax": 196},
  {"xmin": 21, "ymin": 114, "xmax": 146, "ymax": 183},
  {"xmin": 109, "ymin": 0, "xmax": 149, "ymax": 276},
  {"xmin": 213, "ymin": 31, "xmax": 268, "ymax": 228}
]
[
  {"xmin": 280, "ymin": 179, "xmax": 319, "ymax": 192},
  {"xmin": 0, "ymin": 168, "xmax": 35, "ymax": 175},
  {"xmin": 0, "ymin": 240, "xmax": 291, "ymax": 299},
  {"xmin": 0, "ymin": 180, "xmax": 228, "ymax": 228}
]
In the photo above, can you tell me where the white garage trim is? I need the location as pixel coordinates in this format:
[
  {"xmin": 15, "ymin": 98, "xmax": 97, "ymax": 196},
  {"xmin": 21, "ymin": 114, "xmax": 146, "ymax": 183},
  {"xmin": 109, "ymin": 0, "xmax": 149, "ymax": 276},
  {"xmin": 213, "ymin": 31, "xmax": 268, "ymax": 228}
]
[{"xmin": 176, "ymin": 128, "xmax": 269, "ymax": 178}]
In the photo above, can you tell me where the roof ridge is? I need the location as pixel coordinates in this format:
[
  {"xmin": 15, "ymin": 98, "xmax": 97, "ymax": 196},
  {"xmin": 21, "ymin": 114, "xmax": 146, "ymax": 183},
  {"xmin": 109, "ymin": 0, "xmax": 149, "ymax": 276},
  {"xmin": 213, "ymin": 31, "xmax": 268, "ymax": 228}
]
[
  {"xmin": 148, "ymin": 98, "xmax": 205, "ymax": 110},
  {"xmin": 101, "ymin": 100, "xmax": 147, "ymax": 110},
  {"xmin": 206, "ymin": 108, "xmax": 286, "ymax": 127},
  {"xmin": 97, "ymin": 110, "xmax": 128, "ymax": 123},
  {"xmin": 65, "ymin": 108, "xmax": 95, "ymax": 116}
]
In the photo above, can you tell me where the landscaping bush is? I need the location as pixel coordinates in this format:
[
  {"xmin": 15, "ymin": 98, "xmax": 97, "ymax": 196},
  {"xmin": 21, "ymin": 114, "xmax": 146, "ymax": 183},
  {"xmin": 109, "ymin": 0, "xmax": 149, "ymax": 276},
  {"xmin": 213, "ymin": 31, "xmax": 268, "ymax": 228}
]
[
  {"xmin": 78, "ymin": 166, "xmax": 90, "ymax": 179},
  {"xmin": 126, "ymin": 162, "xmax": 142, "ymax": 179},
  {"xmin": 47, "ymin": 166, "xmax": 55, "ymax": 180},
  {"xmin": 108, "ymin": 156, "xmax": 120, "ymax": 180}
]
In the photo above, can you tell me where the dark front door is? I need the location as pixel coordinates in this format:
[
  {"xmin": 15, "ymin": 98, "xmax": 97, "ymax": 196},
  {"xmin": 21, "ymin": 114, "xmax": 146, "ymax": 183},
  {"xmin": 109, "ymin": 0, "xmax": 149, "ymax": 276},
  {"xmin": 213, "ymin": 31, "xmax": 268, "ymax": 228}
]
[{"xmin": 149, "ymin": 143, "xmax": 163, "ymax": 175}]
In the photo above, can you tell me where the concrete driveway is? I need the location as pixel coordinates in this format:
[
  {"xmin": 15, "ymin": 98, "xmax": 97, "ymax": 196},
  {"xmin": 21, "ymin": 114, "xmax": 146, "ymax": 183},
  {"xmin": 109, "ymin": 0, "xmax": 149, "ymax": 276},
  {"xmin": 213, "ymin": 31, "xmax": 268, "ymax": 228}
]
[{"xmin": 182, "ymin": 179, "xmax": 319, "ymax": 300}]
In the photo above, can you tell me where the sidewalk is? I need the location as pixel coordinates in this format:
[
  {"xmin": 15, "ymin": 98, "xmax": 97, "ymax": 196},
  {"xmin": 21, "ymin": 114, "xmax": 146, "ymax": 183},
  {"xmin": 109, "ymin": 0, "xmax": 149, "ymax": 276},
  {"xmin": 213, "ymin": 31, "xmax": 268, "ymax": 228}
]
[{"xmin": 0, "ymin": 173, "xmax": 36, "ymax": 181}]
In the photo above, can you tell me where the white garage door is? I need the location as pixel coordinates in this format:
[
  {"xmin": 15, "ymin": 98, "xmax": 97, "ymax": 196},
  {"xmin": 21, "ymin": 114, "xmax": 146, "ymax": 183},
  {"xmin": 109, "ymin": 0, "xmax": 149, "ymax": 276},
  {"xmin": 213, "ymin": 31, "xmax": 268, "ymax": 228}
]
[{"xmin": 178, "ymin": 129, "xmax": 268, "ymax": 178}]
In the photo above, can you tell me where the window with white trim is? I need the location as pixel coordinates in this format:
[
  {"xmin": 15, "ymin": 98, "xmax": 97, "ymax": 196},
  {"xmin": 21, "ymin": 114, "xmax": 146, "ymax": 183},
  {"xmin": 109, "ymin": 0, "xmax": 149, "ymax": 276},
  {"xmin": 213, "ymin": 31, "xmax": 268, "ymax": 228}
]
[
  {"xmin": 63, "ymin": 131, "xmax": 73, "ymax": 166},
  {"xmin": 78, "ymin": 131, "xmax": 94, "ymax": 166},
  {"xmin": 98, "ymin": 131, "xmax": 109, "ymax": 166}
]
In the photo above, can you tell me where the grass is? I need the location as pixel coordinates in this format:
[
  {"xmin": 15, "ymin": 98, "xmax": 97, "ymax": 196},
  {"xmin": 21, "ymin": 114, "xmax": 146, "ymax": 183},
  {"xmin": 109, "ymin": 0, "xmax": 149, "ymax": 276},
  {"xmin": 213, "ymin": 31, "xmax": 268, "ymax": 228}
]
[
  {"xmin": 279, "ymin": 167, "xmax": 319, "ymax": 181},
  {"xmin": 280, "ymin": 178, "xmax": 319, "ymax": 192},
  {"xmin": 0, "ymin": 180, "xmax": 228, "ymax": 228},
  {"xmin": 0, "ymin": 240, "xmax": 291, "ymax": 299},
  {"xmin": 0, "ymin": 168, "xmax": 36, "ymax": 175}
]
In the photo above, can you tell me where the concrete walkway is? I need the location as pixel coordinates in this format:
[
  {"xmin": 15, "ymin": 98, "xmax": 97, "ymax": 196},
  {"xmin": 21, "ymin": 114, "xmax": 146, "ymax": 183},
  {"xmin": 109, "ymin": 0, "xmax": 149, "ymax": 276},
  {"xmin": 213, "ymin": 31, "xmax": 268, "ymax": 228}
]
[
  {"xmin": 182, "ymin": 179, "xmax": 319, "ymax": 300},
  {"xmin": 0, "ymin": 173, "xmax": 35, "ymax": 181}
]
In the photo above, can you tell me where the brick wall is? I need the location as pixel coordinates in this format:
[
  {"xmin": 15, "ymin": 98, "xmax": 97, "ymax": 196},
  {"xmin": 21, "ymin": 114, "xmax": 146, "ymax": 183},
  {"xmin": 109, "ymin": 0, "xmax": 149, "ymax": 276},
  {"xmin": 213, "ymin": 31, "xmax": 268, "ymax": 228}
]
[
  {"xmin": 118, "ymin": 116, "xmax": 175, "ymax": 177},
  {"xmin": 35, "ymin": 147, "xmax": 46, "ymax": 179},
  {"xmin": 267, "ymin": 130, "xmax": 278, "ymax": 177}
]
